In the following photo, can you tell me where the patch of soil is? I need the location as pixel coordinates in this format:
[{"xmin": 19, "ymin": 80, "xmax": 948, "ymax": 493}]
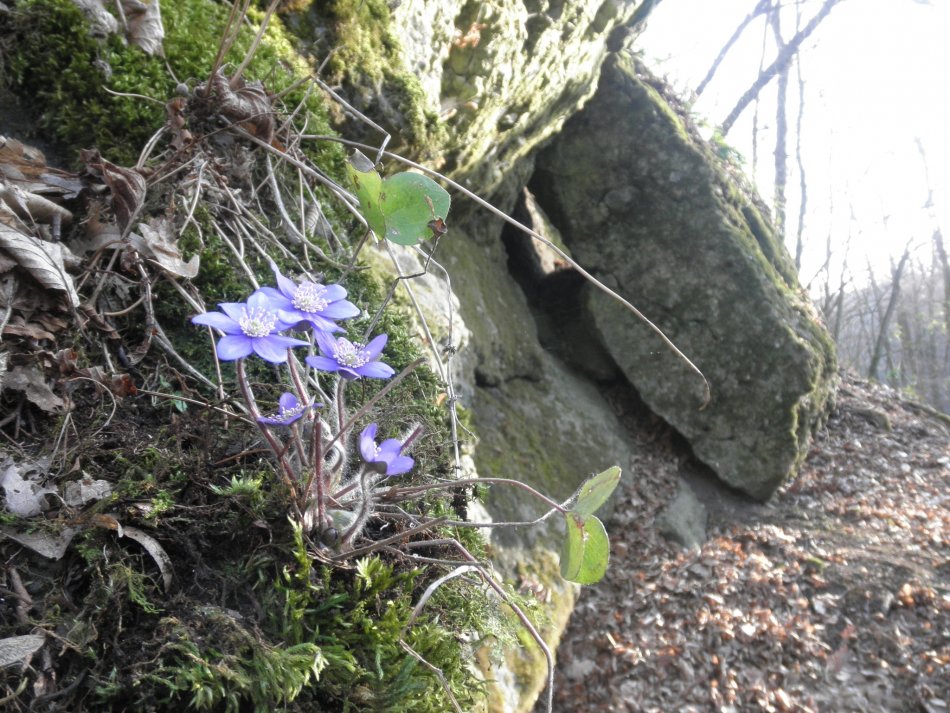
[{"xmin": 543, "ymin": 374, "xmax": 949, "ymax": 713}]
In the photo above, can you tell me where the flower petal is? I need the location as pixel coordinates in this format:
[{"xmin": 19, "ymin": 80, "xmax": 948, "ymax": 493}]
[
  {"xmin": 252, "ymin": 335, "xmax": 307, "ymax": 363},
  {"xmin": 306, "ymin": 355, "xmax": 341, "ymax": 373},
  {"xmin": 278, "ymin": 392, "xmax": 300, "ymax": 412},
  {"xmin": 219, "ymin": 302, "xmax": 248, "ymax": 322},
  {"xmin": 259, "ymin": 287, "xmax": 293, "ymax": 310},
  {"xmin": 314, "ymin": 329, "xmax": 339, "ymax": 358},
  {"xmin": 192, "ymin": 311, "xmax": 240, "ymax": 333},
  {"xmin": 322, "ymin": 300, "xmax": 360, "ymax": 320},
  {"xmin": 271, "ymin": 264, "xmax": 298, "ymax": 299},
  {"xmin": 277, "ymin": 309, "xmax": 307, "ymax": 328},
  {"xmin": 361, "ymin": 333, "xmax": 388, "ymax": 360},
  {"xmin": 304, "ymin": 315, "xmax": 342, "ymax": 334},
  {"xmin": 323, "ymin": 284, "xmax": 347, "ymax": 302},
  {"xmin": 378, "ymin": 439, "xmax": 403, "ymax": 458},
  {"xmin": 246, "ymin": 290, "xmax": 278, "ymax": 311},
  {"xmin": 360, "ymin": 424, "xmax": 378, "ymax": 462},
  {"xmin": 385, "ymin": 455, "xmax": 414, "ymax": 476},
  {"xmin": 357, "ymin": 361, "xmax": 395, "ymax": 379},
  {"xmin": 216, "ymin": 335, "xmax": 254, "ymax": 360}
]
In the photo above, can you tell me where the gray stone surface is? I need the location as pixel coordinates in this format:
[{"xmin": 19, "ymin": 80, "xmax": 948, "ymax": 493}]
[
  {"xmin": 393, "ymin": 0, "xmax": 647, "ymax": 193},
  {"xmin": 534, "ymin": 54, "xmax": 838, "ymax": 500},
  {"xmin": 655, "ymin": 480, "xmax": 707, "ymax": 549}
]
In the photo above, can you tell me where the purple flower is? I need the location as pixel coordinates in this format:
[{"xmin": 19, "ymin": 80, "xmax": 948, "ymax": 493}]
[
  {"xmin": 257, "ymin": 392, "xmax": 318, "ymax": 426},
  {"xmin": 191, "ymin": 290, "xmax": 309, "ymax": 363},
  {"xmin": 305, "ymin": 331, "xmax": 395, "ymax": 380},
  {"xmin": 359, "ymin": 423, "xmax": 413, "ymax": 476},
  {"xmin": 260, "ymin": 264, "xmax": 360, "ymax": 334}
]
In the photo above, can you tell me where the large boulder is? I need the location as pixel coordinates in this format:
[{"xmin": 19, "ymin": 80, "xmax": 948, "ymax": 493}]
[
  {"xmin": 533, "ymin": 54, "xmax": 837, "ymax": 500},
  {"xmin": 291, "ymin": 0, "xmax": 648, "ymax": 193}
]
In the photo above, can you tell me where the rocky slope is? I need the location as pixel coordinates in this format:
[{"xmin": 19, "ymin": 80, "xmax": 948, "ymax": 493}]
[{"xmin": 542, "ymin": 373, "xmax": 949, "ymax": 712}]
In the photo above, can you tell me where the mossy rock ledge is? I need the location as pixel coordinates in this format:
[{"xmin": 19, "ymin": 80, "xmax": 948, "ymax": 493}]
[
  {"xmin": 288, "ymin": 0, "xmax": 647, "ymax": 193},
  {"xmin": 533, "ymin": 53, "xmax": 838, "ymax": 500}
]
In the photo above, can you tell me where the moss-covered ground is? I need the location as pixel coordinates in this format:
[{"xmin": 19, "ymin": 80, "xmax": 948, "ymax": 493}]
[{"xmin": 0, "ymin": 1, "xmax": 502, "ymax": 710}]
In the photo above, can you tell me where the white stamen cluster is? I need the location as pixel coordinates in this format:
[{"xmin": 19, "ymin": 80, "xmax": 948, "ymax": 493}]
[
  {"xmin": 277, "ymin": 404, "xmax": 306, "ymax": 421},
  {"xmin": 334, "ymin": 340, "xmax": 368, "ymax": 368},
  {"xmin": 293, "ymin": 282, "xmax": 329, "ymax": 314},
  {"xmin": 240, "ymin": 306, "xmax": 278, "ymax": 338}
]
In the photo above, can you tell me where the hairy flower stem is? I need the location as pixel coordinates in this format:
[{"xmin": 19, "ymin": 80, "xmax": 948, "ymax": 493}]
[
  {"xmin": 289, "ymin": 422, "xmax": 309, "ymax": 469},
  {"xmin": 285, "ymin": 349, "xmax": 310, "ymax": 409},
  {"xmin": 335, "ymin": 377, "xmax": 346, "ymax": 432},
  {"xmin": 340, "ymin": 466, "xmax": 375, "ymax": 546},
  {"xmin": 236, "ymin": 359, "xmax": 301, "ymax": 508},
  {"xmin": 303, "ymin": 417, "xmax": 327, "ymax": 531},
  {"xmin": 388, "ymin": 477, "xmax": 568, "ymax": 514},
  {"xmin": 323, "ymin": 358, "xmax": 426, "ymax": 453}
]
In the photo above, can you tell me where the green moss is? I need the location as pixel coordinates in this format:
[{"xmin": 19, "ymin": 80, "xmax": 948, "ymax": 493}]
[
  {"xmin": 283, "ymin": 0, "xmax": 445, "ymax": 153},
  {"xmin": 1, "ymin": 0, "xmax": 340, "ymax": 169},
  {"xmin": 0, "ymin": 4, "xmax": 501, "ymax": 710}
]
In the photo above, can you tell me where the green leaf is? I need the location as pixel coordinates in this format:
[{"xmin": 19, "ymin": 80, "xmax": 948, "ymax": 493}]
[
  {"xmin": 559, "ymin": 514, "xmax": 610, "ymax": 585},
  {"xmin": 379, "ymin": 172, "xmax": 451, "ymax": 245},
  {"xmin": 346, "ymin": 151, "xmax": 385, "ymax": 236},
  {"xmin": 570, "ymin": 466, "xmax": 621, "ymax": 517},
  {"xmin": 345, "ymin": 150, "xmax": 451, "ymax": 246}
]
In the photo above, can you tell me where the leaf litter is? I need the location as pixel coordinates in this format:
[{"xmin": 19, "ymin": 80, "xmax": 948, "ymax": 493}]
[{"xmin": 542, "ymin": 374, "xmax": 949, "ymax": 713}]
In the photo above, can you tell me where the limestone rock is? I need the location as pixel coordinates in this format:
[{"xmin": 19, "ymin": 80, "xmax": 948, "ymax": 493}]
[
  {"xmin": 533, "ymin": 54, "xmax": 837, "ymax": 500},
  {"xmin": 439, "ymin": 214, "xmax": 640, "ymax": 713},
  {"xmin": 655, "ymin": 480, "xmax": 707, "ymax": 549},
  {"xmin": 297, "ymin": 0, "xmax": 647, "ymax": 194}
]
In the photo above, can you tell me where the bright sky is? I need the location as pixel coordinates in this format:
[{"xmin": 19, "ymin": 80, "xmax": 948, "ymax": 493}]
[{"xmin": 635, "ymin": 0, "xmax": 950, "ymax": 289}]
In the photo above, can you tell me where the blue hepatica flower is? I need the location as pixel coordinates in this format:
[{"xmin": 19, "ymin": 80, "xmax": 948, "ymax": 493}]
[
  {"xmin": 191, "ymin": 290, "xmax": 309, "ymax": 363},
  {"xmin": 359, "ymin": 423, "xmax": 414, "ymax": 476},
  {"xmin": 257, "ymin": 392, "xmax": 318, "ymax": 426},
  {"xmin": 260, "ymin": 264, "xmax": 360, "ymax": 334},
  {"xmin": 306, "ymin": 331, "xmax": 395, "ymax": 380}
]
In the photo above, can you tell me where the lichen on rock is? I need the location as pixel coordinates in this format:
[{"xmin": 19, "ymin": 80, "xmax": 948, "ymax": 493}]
[{"xmin": 533, "ymin": 53, "xmax": 837, "ymax": 500}]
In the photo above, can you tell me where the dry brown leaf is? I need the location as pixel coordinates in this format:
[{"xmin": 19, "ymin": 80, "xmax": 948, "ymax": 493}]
[
  {"xmin": 0, "ymin": 136, "xmax": 47, "ymax": 175},
  {"xmin": 120, "ymin": 0, "xmax": 165, "ymax": 56},
  {"xmin": 78, "ymin": 365, "xmax": 138, "ymax": 397},
  {"xmin": 3, "ymin": 365, "xmax": 65, "ymax": 413},
  {"xmin": 64, "ymin": 476, "xmax": 113, "ymax": 506},
  {"xmin": 199, "ymin": 70, "xmax": 275, "ymax": 143},
  {"xmin": 0, "ymin": 457, "xmax": 57, "ymax": 516},
  {"xmin": 0, "ymin": 527, "xmax": 78, "ymax": 560},
  {"xmin": 121, "ymin": 525, "xmax": 174, "ymax": 592},
  {"xmin": 1, "ymin": 320, "xmax": 57, "ymax": 342},
  {"xmin": 0, "ymin": 182, "xmax": 73, "ymax": 225},
  {"xmin": 0, "ymin": 634, "xmax": 45, "ymax": 668},
  {"xmin": 0, "ymin": 224, "xmax": 80, "ymax": 307},
  {"xmin": 71, "ymin": 0, "xmax": 119, "ymax": 37},
  {"xmin": 130, "ymin": 218, "xmax": 199, "ymax": 278},
  {"xmin": 81, "ymin": 150, "xmax": 145, "ymax": 234}
]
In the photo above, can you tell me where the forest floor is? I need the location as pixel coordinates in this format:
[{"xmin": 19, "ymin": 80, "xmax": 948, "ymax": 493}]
[{"xmin": 542, "ymin": 374, "xmax": 949, "ymax": 713}]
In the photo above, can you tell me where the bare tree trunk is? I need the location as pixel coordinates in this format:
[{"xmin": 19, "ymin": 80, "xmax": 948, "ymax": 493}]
[
  {"xmin": 751, "ymin": 8, "xmax": 772, "ymax": 176},
  {"xmin": 793, "ymin": 0, "xmax": 808, "ymax": 271},
  {"xmin": 696, "ymin": 0, "xmax": 772, "ymax": 97},
  {"xmin": 868, "ymin": 245, "xmax": 911, "ymax": 381},
  {"xmin": 897, "ymin": 308, "xmax": 914, "ymax": 388},
  {"xmin": 771, "ymin": 6, "xmax": 789, "ymax": 237},
  {"xmin": 721, "ymin": 0, "xmax": 844, "ymax": 136}
]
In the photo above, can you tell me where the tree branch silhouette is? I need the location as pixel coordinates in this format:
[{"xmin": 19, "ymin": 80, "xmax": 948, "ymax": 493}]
[{"xmin": 720, "ymin": 0, "xmax": 843, "ymax": 136}]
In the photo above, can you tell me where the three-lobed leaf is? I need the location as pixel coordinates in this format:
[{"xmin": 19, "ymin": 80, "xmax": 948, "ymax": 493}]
[
  {"xmin": 560, "ymin": 513, "xmax": 610, "ymax": 585},
  {"xmin": 559, "ymin": 466, "xmax": 621, "ymax": 585},
  {"xmin": 346, "ymin": 150, "xmax": 450, "ymax": 246},
  {"xmin": 570, "ymin": 465, "xmax": 621, "ymax": 517}
]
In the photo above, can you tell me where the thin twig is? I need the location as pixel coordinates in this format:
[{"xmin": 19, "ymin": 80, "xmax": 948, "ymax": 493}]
[
  {"xmin": 398, "ymin": 640, "xmax": 465, "ymax": 713},
  {"xmin": 303, "ymin": 136, "xmax": 711, "ymax": 407}
]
